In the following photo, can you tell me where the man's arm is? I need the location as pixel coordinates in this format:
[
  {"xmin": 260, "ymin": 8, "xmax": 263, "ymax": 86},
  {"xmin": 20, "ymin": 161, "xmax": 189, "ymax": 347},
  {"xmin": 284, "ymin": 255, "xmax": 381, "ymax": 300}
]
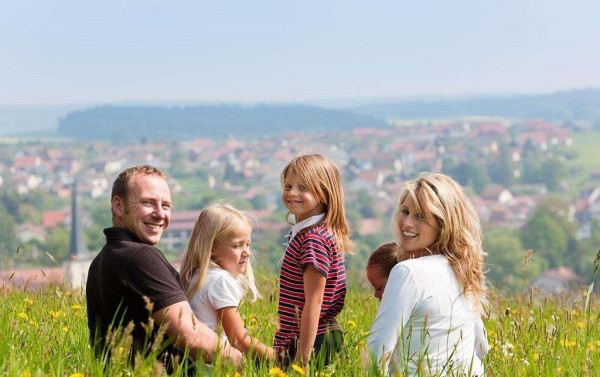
[{"xmin": 153, "ymin": 300, "xmax": 243, "ymax": 365}]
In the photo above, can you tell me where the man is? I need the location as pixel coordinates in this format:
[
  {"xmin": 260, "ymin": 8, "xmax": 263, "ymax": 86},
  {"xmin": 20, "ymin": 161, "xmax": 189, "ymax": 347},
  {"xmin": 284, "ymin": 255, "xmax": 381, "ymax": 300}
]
[{"xmin": 86, "ymin": 165, "xmax": 242, "ymax": 373}]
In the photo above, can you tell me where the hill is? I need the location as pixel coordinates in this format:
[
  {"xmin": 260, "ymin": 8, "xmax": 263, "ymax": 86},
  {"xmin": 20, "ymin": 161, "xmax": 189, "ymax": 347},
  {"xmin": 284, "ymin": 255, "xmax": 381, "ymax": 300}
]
[
  {"xmin": 348, "ymin": 88, "xmax": 600, "ymax": 121},
  {"xmin": 56, "ymin": 104, "xmax": 388, "ymax": 140},
  {"xmin": 0, "ymin": 104, "xmax": 84, "ymax": 137}
]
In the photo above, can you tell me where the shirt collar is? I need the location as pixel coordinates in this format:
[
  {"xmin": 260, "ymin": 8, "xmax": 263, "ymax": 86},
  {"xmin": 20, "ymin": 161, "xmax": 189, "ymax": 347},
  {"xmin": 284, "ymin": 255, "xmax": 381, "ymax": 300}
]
[{"xmin": 289, "ymin": 213, "xmax": 325, "ymax": 241}]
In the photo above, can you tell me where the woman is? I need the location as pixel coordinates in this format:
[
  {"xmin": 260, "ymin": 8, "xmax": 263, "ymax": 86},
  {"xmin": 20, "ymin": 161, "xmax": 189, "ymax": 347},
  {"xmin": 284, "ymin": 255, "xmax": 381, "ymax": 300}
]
[{"xmin": 367, "ymin": 173, "xmax": 489, "ymax": 376}]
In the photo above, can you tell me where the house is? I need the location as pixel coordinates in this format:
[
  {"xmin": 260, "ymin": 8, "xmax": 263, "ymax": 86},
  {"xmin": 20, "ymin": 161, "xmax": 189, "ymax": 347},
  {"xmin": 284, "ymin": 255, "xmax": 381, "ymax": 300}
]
[
  {"xmin": 533, "ymin": 267, "xmax": 582, "ymax": 294},
  {"xmin": 42, "ymin": 210, "xmax": 70, "ymax": 230},
  {"xmin": 15, "ymin": 222, "xmax": 47, "ymax": 243}
]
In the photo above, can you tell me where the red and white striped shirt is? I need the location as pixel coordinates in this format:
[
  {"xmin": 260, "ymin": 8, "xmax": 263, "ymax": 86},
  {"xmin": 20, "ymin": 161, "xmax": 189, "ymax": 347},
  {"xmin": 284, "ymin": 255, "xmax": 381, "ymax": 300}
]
[{"xmin": 274, "ymin": 222, "xmax": 347, "ymax": 352}]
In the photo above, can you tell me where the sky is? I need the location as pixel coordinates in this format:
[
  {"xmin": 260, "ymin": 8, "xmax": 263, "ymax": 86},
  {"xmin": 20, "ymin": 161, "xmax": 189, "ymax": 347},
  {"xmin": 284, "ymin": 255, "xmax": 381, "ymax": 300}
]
[{"xmin": 1, "ymin": 0, "xmax": 599, "ymax": 105}]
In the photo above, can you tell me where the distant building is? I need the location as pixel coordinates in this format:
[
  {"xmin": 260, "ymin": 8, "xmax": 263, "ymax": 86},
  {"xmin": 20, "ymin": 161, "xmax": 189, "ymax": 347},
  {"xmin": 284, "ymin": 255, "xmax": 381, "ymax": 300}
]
[
  {"xmin": 533, "ymin": 267, "xmax": 582, "ymax": 294},
  {"xmin": 64, "ymin": 178, "xmax": 93, "ymax": 289}
]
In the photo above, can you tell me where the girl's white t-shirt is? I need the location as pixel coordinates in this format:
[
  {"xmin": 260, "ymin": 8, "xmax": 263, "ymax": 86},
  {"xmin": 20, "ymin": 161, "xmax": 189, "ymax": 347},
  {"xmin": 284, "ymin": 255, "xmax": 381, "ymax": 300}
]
[{"xmin": 189, "ymin": 267, "xmax": 243, "ymax": 341}]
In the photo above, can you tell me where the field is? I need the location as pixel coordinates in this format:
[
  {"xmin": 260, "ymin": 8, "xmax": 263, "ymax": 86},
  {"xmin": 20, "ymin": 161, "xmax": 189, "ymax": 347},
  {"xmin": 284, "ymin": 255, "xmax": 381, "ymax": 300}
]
[
  {"xmin": 2, "ymin": 267, "xmax": 599, "ymax": 377},
  {"xmin": 568, "ymin": 130, "xmax": 600, "ymax": 190}
]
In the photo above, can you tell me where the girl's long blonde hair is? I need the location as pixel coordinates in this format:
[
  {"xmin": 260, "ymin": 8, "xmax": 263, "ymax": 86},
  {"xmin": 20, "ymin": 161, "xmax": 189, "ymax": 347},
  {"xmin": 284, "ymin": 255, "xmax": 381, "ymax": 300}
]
[
  {"xmin": 179, "ymin": 202, "xmax": 261, "ymax": 302},
  {"xmin": 281, "ymin": 153, "xmax": 355, "ymax": 253},
  {"xmin": 395, "ymin": 173, "xmax": 487, "ymax": 310}
]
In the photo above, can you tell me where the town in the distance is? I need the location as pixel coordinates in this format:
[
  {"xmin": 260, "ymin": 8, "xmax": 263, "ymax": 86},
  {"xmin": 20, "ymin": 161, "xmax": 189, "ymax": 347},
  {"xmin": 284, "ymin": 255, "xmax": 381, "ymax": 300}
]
[{"xmin": 1, "ymin": 115, "xmax": 599, "ymax": 294}]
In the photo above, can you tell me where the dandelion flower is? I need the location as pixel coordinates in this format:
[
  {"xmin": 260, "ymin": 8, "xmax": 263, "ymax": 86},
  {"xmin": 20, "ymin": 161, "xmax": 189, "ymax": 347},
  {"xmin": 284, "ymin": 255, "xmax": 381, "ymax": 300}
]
[
  {"xmin": 17, "ymin": 312, "xmax": 28, "ymax": 320},
  {"xmin": 346, "ymin": 320, "xmax": 356, "ymax": 328},
  {"xmin": 21, "ymin": 371, "xmax": 30, "ymax": 377},
  {"xmin": 24, "ymin": 298, "xmax": 33, "ymax": 307},
  {"xmin": 269, "ymin": 367, "xmax": 287, "ymax": 377},
  {"xmin": 71, "ymin": 304, "xmax": 82, "ymax": 310},
  {"xmin": 62, "ymin": 326, "xmax": 69, "ymax": 332},
  {"xmin": 576, "ymin": 321, "xmax": 585, "ymax": 328},
  {"xmin": 69, "ymin": 373, "xmax": 85, "ymax": 377},
  {"xmin": 291, "ymin": 364, "xmax": 306, "ymax": 375}
]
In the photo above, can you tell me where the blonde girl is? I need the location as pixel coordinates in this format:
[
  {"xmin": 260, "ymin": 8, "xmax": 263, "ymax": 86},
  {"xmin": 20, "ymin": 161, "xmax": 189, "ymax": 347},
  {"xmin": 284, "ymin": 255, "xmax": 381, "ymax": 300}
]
[
  {"xmin": 367, "ymin": 173, "xmax": 489, "ymax": 376},
  {"xmin": 275, "ymin": 153, "xmax": 355, "ymax": 367},
  {"xmin": 180, "ymin": 202, "xmax": 275, "ymax": 361}
]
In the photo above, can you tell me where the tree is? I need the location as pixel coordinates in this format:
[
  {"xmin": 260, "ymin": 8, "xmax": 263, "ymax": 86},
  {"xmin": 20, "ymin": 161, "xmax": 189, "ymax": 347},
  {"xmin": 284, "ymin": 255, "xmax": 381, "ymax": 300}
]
[
  {"xmin": 540, "ymin": 157, "xmax": 568, "ymax": 191},
  {"xmin": 489, "ymin": 143, "xmax": 515, "ymax": 186},
  {"xmin": 485, "ymin": 228, "xmax": 546, "ymax": 291},
  {"xmin": 44, "ymin": 227, "xmax": 70, "ymax": 265},
  {"xmin": 0, "ymin": 204, "xmax": 18, "ymax": 268},
  {"xmin": 520, "ymin": 199, "xmax": 575, "ymax": 269}
]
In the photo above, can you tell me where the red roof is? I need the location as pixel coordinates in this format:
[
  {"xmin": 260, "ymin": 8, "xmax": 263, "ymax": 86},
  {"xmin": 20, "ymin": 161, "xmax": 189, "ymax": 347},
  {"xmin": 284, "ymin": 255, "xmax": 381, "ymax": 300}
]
[{"xmin": 42, "ymin": 210, "xmax": 69, "ymax": 229}]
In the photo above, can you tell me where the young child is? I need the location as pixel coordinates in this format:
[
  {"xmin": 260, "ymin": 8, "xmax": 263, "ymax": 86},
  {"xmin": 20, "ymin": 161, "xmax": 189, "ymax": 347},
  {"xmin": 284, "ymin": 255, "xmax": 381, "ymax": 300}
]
[
  {"xmin": 366, "ymin": 241, "xmax": 399, "ymax": 301},
  {"xmin": 275, "ymin": 153, "xmax": 355, "ymax": 368},
  {"xmin": 179, "ymin": 202, "xmax": 276, "ymax": 361}
]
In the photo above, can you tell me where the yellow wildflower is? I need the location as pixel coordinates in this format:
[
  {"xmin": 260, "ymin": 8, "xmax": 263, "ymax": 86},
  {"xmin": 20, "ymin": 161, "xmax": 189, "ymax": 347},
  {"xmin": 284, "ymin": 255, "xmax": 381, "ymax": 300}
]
[
  {"xmin": 29, "ymin": 320, "xmax": 37, "ymax": 327},
  {"xmin": 576, "ymin": 321, "xmax": 585, "ymax": 328},
  {"xmin": 49, "ymin": 310, "xmax": 62, "ymax": 320},
  {"xmin": 291, "ymin": 364, "xmax": 306, "ymax": 375},
  {"xmin": 22, "ymin": 371, "xmax": 30, "ymax": 377},
  {"xmin": 346, "ymin": 320, "xmax": 357, "ymax": 328},
  {"xmin": 556, "ymin": 367, "xmax": 562, "ymax": 372},
  {"xmin": 69, "ymin": 373, "xmax": 85, "ymax": 377},
  {"xmin": 269, "ymin": 367, "xmax": 287, "ymax": 377},
  {"xmin": 24, "ymin": 298, "xmax": 34, "ymax": 307},
  {"xmin": 596, "ymin": 340, "xmax": 600, "ymax": 346},
  {"xmin": 71, "ymin": 304, "xmax": 82, "ymax": 310},
  {"xmin": 532, "ymin": 353, "xmax": 539, "ymax": 361},
  {"xmin": 17, "ymin": 312, "xmax": 28, "ymax": 320},
  {"xmin": 65, "ymin": 291, "xmax": 72, "ymax": 297},
  {"xmin": 62, "ymin": 326, "xmax": 69, "ymax": 332}
]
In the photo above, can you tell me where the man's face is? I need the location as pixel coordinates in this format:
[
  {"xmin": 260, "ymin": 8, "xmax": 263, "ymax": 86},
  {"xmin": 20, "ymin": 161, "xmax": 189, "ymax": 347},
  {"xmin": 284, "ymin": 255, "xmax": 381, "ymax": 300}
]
[{"xmin": 113, "ymin": 174, "xmax": 171, "ymax": 245}]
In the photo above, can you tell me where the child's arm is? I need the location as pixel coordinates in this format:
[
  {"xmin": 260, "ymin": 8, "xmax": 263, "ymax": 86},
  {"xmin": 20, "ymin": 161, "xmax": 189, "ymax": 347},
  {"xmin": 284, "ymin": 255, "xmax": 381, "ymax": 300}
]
[
  {"xmin": 217, "ymin": 306, "xmax": 276, "ymax": 361},
  {"xmin": 295, "ymin": 264, "xmax": 326, "ymax": 364}
]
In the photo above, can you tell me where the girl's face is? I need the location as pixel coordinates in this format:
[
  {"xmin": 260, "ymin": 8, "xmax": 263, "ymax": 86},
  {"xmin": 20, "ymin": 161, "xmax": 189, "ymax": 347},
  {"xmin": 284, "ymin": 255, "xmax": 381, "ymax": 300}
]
[
  {"xmin": 211, "ymin": 219, "xmax": 252, "ymax": 276},
  {"xmin": 282, "ymin": 171, "xmax": 326, "ymax": 222},
  {"xmin": 397, "ymin": 194, "xmax": 440, "ymax": 257},
  {"xmin": 366, "ymin": 266, "xmax": 388, "ymax": 301}
]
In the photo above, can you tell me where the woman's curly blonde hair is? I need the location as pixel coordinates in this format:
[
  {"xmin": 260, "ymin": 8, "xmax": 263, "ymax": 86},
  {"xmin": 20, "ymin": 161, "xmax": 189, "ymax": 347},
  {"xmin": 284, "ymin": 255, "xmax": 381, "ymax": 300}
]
[{"xmin": 395, "ymin": 173, "xmax": 487, "ymax": 311}]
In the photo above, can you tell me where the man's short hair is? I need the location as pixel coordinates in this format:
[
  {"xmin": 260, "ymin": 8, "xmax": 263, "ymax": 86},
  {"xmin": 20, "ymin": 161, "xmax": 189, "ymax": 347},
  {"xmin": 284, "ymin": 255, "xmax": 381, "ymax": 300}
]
[{"xmin": 111, "ymin": 165, "xmax": 167, "ymax": 217}]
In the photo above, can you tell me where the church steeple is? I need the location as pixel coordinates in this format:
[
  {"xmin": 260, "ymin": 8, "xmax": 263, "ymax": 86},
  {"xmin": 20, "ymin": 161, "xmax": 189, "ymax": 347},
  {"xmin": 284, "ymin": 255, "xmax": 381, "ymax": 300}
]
[{"xmin": 68, "ymin": 177, "xmax": 88, "ymax": 260}]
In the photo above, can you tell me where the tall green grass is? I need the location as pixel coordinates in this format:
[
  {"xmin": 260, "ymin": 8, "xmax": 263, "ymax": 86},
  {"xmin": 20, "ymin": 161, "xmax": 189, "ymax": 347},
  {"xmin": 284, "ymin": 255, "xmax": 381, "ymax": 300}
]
[{"xmin": 1, "ymin": 272, "xmax": 599, "ymax": 376}]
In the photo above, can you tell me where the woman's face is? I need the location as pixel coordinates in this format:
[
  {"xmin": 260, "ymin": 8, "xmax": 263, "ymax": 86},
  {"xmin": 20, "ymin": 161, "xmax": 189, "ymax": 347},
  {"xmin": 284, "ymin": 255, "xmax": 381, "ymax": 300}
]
[{"xmin": 397, "ymin": 194, "xmax": 440, "ymax": 257}]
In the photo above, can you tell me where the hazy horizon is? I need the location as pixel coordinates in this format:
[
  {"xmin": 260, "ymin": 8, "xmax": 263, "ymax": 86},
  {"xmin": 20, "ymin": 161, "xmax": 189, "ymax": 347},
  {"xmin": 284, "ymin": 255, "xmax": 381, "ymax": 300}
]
[{"xmin": 2, "ymin": 1, "xmax": 600, "ymax": 106}]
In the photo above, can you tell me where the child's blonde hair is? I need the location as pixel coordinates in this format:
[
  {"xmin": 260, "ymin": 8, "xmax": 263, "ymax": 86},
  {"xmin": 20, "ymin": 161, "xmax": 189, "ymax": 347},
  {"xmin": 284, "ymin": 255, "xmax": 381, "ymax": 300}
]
[
  {"xmin": 367, "ymin": 241, "xmax": 399, "ymax": 278},
  {"xmin": 280, "ymin": 153, "xmax": 355, "ymax": 253},
  {"xmin": 394, "ymin": 173, "xmax": 487, "ymax": 310},
  {"xmin": 179, "ymin": 201, "xmax": 261, "ymax": 302}
]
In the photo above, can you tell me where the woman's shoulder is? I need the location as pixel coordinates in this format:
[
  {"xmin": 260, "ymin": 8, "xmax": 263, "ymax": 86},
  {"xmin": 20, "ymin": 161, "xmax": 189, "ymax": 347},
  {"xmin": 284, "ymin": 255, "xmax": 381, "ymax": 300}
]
[{"xmin": 396, "ymin": 254, "xmax": 448, "ymax": 273}]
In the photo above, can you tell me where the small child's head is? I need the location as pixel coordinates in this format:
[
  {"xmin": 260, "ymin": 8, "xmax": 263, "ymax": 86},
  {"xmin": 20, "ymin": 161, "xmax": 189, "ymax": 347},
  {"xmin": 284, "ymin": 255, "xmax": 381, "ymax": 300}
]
[
  {"xmin": 280, "ymin": 153, "xmax": 354, "ymax": 252},
  {"xmin": 366, "ymin": 242, "xmax": 399, "ymax": 301},
  {"xmin": 180, "ymin": 201, "xmax": 260, "ymax": 301}
]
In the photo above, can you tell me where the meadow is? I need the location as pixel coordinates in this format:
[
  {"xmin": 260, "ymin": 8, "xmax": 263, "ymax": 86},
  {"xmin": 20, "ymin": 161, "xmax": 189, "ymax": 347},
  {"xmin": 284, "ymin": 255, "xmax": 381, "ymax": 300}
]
[{"xmin": 1, "ymin": 269, "xmax": 599, "ymax": 377}]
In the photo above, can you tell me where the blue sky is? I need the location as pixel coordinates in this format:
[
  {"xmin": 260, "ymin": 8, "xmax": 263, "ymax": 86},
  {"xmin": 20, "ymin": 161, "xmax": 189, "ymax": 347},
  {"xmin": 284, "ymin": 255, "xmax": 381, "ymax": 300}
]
[{"xmin": 1, "ymin": 0, "xmax": 599, "ymax": 105}]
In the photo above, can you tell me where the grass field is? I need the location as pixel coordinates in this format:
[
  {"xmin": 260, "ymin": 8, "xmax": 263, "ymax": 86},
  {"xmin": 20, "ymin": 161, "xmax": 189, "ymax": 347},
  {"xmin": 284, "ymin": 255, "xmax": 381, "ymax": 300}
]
[
  {"xmin": 2, "ymin": 267, "xmax": 599, "ymax": 377},
  {"xmin": 568, "ymin": 130, "xmax": 600, "ymax": 190}
]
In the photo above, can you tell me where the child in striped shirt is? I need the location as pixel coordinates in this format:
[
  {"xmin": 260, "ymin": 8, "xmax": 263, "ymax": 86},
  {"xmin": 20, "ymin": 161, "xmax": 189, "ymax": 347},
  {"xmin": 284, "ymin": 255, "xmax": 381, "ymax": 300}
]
[{"xmin": 275, "ymin": 153, "xmax": 355, "ymax": 369}]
